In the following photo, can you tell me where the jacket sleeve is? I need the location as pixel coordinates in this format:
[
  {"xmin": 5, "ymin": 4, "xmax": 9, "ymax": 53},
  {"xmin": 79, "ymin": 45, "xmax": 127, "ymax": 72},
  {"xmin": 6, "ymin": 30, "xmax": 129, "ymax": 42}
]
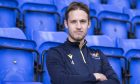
[
  {"xmin": 46, "ymin": 48, "xmax": 98, "ymax": 84},
  {"xmin": 96, "ymin": 51, "xmax": 120, "ymax": 84}
]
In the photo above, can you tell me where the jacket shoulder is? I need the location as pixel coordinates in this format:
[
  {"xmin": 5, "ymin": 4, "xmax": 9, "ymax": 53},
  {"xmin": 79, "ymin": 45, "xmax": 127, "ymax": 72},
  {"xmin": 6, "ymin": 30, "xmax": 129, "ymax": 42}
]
[
  {"xmin": 47, "ymin": 44, "xmax": 67, "ymax": 58},
  {"xmin": 48, "ymin": 44, "xmax": 65, "ymax": 52}
]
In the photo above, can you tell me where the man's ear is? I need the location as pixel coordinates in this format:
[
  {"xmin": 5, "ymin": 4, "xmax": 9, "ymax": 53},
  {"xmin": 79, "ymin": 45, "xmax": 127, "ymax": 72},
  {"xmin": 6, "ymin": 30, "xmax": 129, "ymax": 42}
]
[
  {"xmin": 88, "ymin": 20, "xmax": 91, "ymax": 29},
  {"xmin": 64, "ymin": 20, "xmax": 68, "ymax": 29}
]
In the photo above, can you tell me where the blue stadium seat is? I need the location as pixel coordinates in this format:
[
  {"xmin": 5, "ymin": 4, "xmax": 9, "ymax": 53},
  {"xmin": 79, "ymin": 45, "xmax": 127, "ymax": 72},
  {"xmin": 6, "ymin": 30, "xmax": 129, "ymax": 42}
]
[
  {"xmin": 17, "ymin": 0, "xmax": 54, "ymax": 7},
  {"xmin": 32, "ymin": 31, "xmax": 67, "ymax": 50},
  {"xmin": 128, "ymin": 56, "xmax": 140, "ymax": 84},
  {"xmin": 59, "ymin": 6, "xmax": 67, "ymax": 31},
  {"xmin": 123, "ymin": 8, "xmax": 140, "ymax": 20},
  {"xmin": 125, "ymin": 49, "xmax": 140, "ymax": 65},
  {"xmin": 91, "ymin": 3, "xmax": 123, "ymax": 15},
  {"xmin": 0, "ymin": 28, "xmax": 40, "ymax": 83},
  {"xmin": 125, "ymin": 49, "xmax": 140, "ymax": 59},
  {"xmin": 86, "ymin": 35, "xmax": 115, "ymax": 47},
  {"xmin": 0, "ymin": 28, "xmax": 26, "ymax": 39},
  {"xmin": 89, "ymin": 4, "xmax": 96, "ymax": 17},
  {"xmin": 21, "ymin": 3, "xmax": 60, "ymax": 39},
  {"xmin": 0, "ymin": 0, "xmax": 19, "ymax": 28},
  {"xmin": 117, "ymin": 39, "xmax": 140, "ymax": 84},
  {"xmin": 89, "ymin": 3, "xmax": 100, "ymax": 35},
  {"xmin": 89, "ymin": 5, "xmax": 98, "ymax": 35},
  {"xmin": 107, "ymin": 55, "xmax": 126, "ymax": 84},
  {"xmin": 131, "ymin": 16, "xmax": 140, "ymax": 38},
  {"xmin": 88, "ymin": 16, "xmax": 98, "ymax": 35},
  {"xmin": 54, "ymin": 0, "xmax": 73, "ymax": 15},
  {"xmin": 32, "ymin": 31, "xmax": 67, "ymax": 84},
  {"xmin": 123, "ymin": 8, "xmax": 140, "ymax": 38},
  {"xmin": 95, "ymin": 4, "xmax": 131, "ymax": 43},
  {"xmin": 40, "ymin": 42, "xmax": 62, "ymax": 84},
  {"xmin": 117, "ymin": 38, "xmax": 140, "ymax": 55},
  {"xmin": 108, "ymin": 0, "xmax": 131, "ymax": 9},
  {"xmin": 0, "ymin": 0, "xmax": 18, "ymax": 7},
  {"xmin": 125, "ymin": 49, "xmax": 140, "ymax": 84},
  {"xmin": 33, "ymin": 31, "xmax": 67, "ymax": 57},
  {"xmin": 136, "ymin": 0, "xmax": 140, "ymax": 9}
]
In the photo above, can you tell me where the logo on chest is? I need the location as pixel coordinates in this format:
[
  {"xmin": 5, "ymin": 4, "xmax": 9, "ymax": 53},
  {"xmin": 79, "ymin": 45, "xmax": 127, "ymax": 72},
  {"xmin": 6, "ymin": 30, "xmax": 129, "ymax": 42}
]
[
  {"xmin": 90, "ymin": 52, "xmax": 100, "ymax": 60},
  {"xmin": 67, "ymin": 54, "xmax": 75, "ymax": 64}
]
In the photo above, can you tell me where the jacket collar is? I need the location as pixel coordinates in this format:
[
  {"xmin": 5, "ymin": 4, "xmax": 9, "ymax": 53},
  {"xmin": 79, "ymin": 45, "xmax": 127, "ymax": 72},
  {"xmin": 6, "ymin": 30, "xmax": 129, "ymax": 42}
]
[{"xmin": 65, "ymin": 38, "xmax": 87, "ymax": 48}]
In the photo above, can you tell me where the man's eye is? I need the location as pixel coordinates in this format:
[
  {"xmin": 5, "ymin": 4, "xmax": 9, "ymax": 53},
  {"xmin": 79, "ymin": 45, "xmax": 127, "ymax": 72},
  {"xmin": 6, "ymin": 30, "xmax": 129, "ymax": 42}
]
[
  {"xmin": 80, "ymin": 20, "xmax": 86, "ymax": 23},
  {"xmin": 71, "ymin": 20, "xmax": 76, "ymax": 24}
]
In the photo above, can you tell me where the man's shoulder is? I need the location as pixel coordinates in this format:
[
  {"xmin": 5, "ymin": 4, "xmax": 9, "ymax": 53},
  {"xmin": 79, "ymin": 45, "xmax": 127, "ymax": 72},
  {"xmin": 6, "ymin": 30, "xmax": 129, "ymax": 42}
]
[
  {"xmin": 47, "ymin": 44, "xmax": 67, "ymax": 59},
  {"xmin": 47, "ymin": 43, "xmax": 66, "ymax": 53}
]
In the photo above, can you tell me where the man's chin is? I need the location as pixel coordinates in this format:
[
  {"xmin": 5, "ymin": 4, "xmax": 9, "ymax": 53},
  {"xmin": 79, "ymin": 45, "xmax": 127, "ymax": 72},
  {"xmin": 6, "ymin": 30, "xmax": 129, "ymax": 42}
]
[
  {"xmin": 69, "ymin": 34, "xmax": 85, "ymax": 42},
  {"xmin": 75, "ymin": 37, "xmax": 84, "ymax": 42}
]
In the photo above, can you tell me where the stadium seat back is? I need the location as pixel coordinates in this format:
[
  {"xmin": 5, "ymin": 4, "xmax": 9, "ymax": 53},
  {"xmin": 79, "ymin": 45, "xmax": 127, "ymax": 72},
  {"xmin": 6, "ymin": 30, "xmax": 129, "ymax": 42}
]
[
  {"xmin": 0, "ymin": 49, "xmax": 34, "ymax": 81},
  {"xmin": 40, "ymin": 42, "xmax": 62, "ymax": 84},
  {"xmin": 22, "ymin": 3, "xmax": 59, "ymax": 39},
  {"xmin": 0, "ymin": 0, "xmax": 19, "ymax": 27},
  {"xmin": 108, "ymin": 0, "xmax": 130, "ymax": 9},
  {"xmin": 129, "ymin": 58, "xmax": 140, "ymax": 84},
  {"xmin": 33, "ymin": 31, "xmax": 67, "ymax": 49},
  {"xmin": 0, "ymin": 28, "xmax": 26, "ymax": 39},
  {"xmin": 86, "ymin": 35, "xmax": 115, "ymax": 47},
  {"xmin": 117, "ymin": 39, "xmax": 140, "ymax": 54},
  {"xmin": 18, "ymin": 0, "xmax": 54, "ymax": 7},
  {"xmin": 95, "ymin": 4, "xmax": 130, "ymax": 44},
  {"xmin": 0, "ymin": 0, "xmax": 18, "ymax": 7},
  {"xmin": 0, "ymin": 28, "xmax": 38, "ymax": 82},
  {"xmin": 108, "ymin": 57, "xmax": 123, "ymax": 83},
  {"xmin": 101, "ymin": 19, "xmax": 129, "ymax": 42},
  {"xmin": 125, "ymin": 49, "xmax": 140, "ymax": 59},
  {"xmin": 131, "ymin": 16, "xmax": 140, "ymax": 38}
]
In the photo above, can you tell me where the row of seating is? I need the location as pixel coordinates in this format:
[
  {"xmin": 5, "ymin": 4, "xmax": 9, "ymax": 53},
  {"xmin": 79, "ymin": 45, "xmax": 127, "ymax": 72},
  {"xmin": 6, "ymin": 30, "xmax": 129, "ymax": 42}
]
[
  {"xmin": 0, "ymin": 28, "xmax": 42, "ymax": 84},
  {"xmin": 1, "ymin": 0, "xmax": 140, "ymax": 40},
  {"xmin": 0, "ymin": 28, "xmax": 140, "ymax": 84},
  {"xmin": 0, "ymin": 0, "xmax": 140, "ymax": 84},
  {"xmin": 16, "ymin": 0, "xmax": 140, "ymax": 10}
]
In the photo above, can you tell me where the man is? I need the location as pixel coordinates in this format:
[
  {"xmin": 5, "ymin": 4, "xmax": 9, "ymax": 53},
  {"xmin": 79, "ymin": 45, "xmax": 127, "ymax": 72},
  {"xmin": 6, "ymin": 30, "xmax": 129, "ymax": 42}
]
[{"xmin": 46, "ymin": 2, "xmax": 120, "ymax": 84}]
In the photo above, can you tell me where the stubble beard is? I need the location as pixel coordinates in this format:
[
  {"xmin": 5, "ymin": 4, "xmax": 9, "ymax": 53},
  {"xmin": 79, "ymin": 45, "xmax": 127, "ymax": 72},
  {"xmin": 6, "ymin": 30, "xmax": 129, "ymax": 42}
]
[{"xmin": 69, "ymin": 32, "xmax": 86, "ymax": 42}]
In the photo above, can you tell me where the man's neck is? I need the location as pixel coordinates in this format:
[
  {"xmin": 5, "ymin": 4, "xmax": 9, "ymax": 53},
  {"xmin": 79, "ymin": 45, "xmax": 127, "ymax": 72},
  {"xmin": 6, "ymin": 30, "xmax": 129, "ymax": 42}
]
[
  {"xmin": 68, "ymin": 37, "xmax": 85, "ymax": 49},
  {"xmin": 79, "ymin": 40, "xmax": 85, "ymax": 49}
]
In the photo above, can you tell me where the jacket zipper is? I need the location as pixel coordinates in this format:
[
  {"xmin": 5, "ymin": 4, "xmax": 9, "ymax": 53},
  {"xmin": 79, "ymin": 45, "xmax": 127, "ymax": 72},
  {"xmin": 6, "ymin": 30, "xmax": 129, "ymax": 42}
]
[{"xmin": 80, "ymin": 49, "xmax": 86, "ymax": 64}]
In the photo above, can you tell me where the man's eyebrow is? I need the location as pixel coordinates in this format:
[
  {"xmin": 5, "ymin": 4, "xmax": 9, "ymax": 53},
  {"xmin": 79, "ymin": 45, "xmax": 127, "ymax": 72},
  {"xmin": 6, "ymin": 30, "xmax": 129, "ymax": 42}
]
[
  {"xmin": 69, "ymin": 19, "xmax": 77, "ymax": 22},
  {"xmin": 70, "ymin": 18, "xmax": 87, "ymax": 21},
  {"xmin": 80, "ymin": 19, "xmax": 87, "ymax": 21}
]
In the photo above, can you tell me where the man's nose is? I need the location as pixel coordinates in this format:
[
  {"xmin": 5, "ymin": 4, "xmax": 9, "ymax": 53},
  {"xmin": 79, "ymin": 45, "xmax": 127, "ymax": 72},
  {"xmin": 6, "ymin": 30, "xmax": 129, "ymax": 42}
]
[{"xmin": 76, "ymin": 22, "xmax": 81, "ymax": 29}]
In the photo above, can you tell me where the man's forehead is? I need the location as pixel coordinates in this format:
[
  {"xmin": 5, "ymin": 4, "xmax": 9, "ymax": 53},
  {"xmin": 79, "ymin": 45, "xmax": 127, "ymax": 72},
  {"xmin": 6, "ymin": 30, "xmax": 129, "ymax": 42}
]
[{"xmin": 68, "ymin": 9, "xmax": 88, "ymax": 20}]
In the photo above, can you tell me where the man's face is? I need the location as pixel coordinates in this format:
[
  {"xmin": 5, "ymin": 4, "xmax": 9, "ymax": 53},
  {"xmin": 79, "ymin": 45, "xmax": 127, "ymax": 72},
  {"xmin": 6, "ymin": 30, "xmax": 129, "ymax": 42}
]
[{"xmin": 65, "ymin": 9, "xmax": 90, "ymax": 42}]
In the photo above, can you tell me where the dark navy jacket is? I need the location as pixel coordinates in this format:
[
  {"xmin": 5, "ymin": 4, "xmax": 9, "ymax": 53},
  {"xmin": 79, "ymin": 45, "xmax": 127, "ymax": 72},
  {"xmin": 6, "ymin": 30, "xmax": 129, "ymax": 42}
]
[{"xmin": 46, "ymin": 39, "xmax": 120, "ymax": 84}]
